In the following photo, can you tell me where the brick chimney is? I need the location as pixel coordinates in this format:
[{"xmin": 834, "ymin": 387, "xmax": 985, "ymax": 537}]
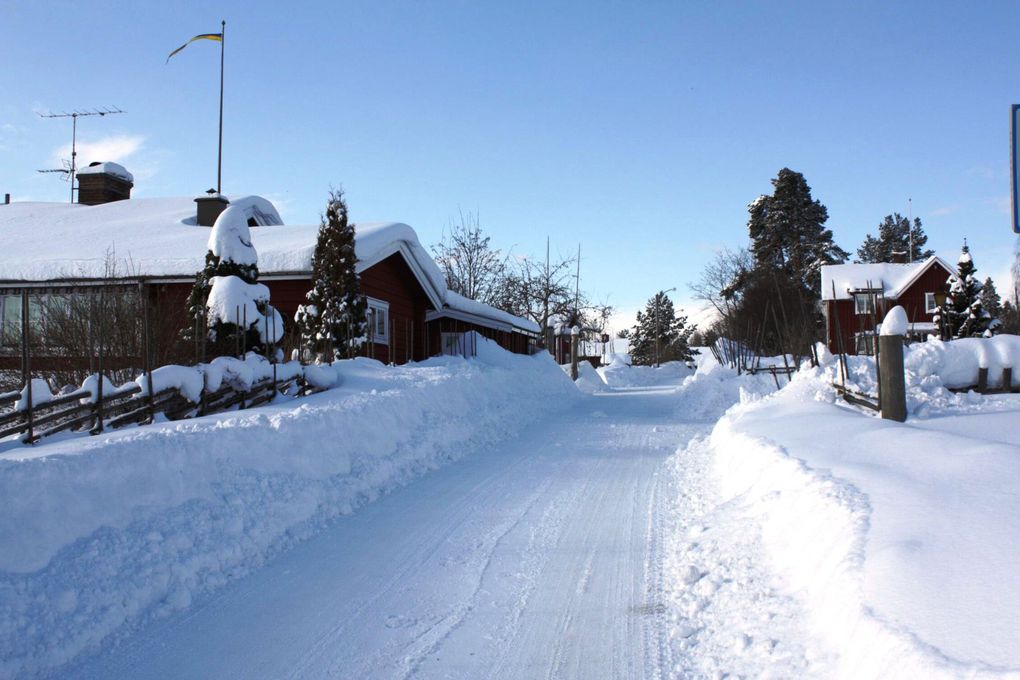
[
  {"xmin": 195, "ymin": 190, "xmax": 230, "ymax": 226},
  {"xmin": 76, "ymin": 162, "xmax": 134, "ymax": 205}
]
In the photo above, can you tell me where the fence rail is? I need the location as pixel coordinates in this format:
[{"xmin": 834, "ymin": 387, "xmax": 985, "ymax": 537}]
[{"xmin": 0, "ymin": 373, "xmax": 305, "ymax": 445}]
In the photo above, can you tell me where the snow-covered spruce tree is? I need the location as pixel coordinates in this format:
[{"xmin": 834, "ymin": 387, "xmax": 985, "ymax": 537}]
[
  {"xmin": 185, "ymin": 205, "xmax": 283, "ymax": 357},
  {"xmin": 936, "ymin": 241, "xmax": 992, "ymax": 339},
  {"xmin": 295, "ymin": 190, "xmax": 367, "ymax": 361},
  {"xmin": 856, "ymin": 213, "xmax": 934, "ymax": 263},
  {"xmin": 629, "ymin": 291, "xmax": 696, "ymax": 366}
]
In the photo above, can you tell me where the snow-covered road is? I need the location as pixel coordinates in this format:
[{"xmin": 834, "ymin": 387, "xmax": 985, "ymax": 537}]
[{"xmin": 73, "ymin": 385, "xmax": 706, "ymax": 679}]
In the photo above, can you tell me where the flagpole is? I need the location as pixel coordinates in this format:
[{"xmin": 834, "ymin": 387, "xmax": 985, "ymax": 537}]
[{"xmin": 218, "ymin": 19, "xmax": 225, "ymax": 195}]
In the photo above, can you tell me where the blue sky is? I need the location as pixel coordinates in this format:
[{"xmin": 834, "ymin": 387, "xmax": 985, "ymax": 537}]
[{"xmin": 2, "ymin": 1, "xmax": 1019, "ymax": 329}]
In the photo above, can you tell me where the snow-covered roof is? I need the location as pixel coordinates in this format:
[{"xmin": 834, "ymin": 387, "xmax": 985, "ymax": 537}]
[
  {"xmin": 434, "ymin": 291, "xmax": 540, "ymax": 334},
  {"xmin": 820, "ymin": 256, "xmax": 955, "ymax": 301},
  {"xmin": 77, "ymin": 161, "xmax": 134, "ymax": 183},
  {"xmin": 0, "ymin": 196, "xmax": 537, "ymax": 334},
  {"xmin": 0, "ymin": 197, "xmax": 433, "ymax": 285}
]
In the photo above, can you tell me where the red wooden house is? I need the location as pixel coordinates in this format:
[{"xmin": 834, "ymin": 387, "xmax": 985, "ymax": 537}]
[
  {"xmin": 820, "ymin": 256, "xmax": 956, "ymax": 355},
  {"xmin": 0, "ymin": 164, "xmax": 538, "ymax": 370}
]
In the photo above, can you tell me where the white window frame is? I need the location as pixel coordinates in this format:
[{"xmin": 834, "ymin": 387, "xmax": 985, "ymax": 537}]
[
  {"xmin": 366, "ymin": 297, "xmax": 389, "ymax": 345},
  {"xmin": 854, "ymin": 332, "xmax": 875, "ymax": 355},
  {"xmin": 924, "ymin": 292, "xmax": 938, "ymax": 314},
  {"xmin": 854, "ymin": 293, "xmax": 875, "ymax": 316}
]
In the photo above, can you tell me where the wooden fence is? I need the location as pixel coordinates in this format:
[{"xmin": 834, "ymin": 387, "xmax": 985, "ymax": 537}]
[{"xmin": 0, "ymin": 372, "xmax": 315, "ymax": 445}]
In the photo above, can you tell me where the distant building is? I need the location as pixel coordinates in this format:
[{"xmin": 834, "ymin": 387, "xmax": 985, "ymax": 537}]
[{"xmin": 820, "ymin": 256, "xmax": 956, "ymax": 355}]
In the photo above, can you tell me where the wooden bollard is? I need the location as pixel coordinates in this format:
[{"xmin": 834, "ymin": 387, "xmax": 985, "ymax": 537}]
[
  {"xmin": 977, "ymin": 367, "xmax": 989, "ymax": 393},
  {"xmin": 570, "ymin": 328, "xmax": 579, "ymax": 381},
  {"xmin": 1003, "ymin": 367, "xmax": 1013, "ymax": 392},
  {"xmin": 879, "ymin": 306, "xmax": 908, "ymax": 422}
]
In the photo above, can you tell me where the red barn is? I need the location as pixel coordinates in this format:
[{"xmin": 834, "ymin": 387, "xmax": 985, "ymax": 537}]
[
  {"xmin": 0, "ymin": 166, "xmax": 538, "ymax": 372},
  {"xmin": 820, "ymin": 256, "xmax": 956, "ymax": 355}
]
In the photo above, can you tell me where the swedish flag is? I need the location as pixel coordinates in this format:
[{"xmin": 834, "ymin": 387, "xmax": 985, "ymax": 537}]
[{"xmin": 166, "ymin": 33, "xmax": 223, "ymax": 63}]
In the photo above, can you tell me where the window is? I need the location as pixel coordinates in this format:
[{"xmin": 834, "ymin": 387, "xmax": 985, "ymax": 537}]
[
  {"xmin": 854, "ymin": 333, "xmax": 875, "ymax": 355},
  {"xmin": 925, "ymin": 292, "xmax": 938, "ymax": 314},
  {"xmin": 1, "ymin": 293, "xmax": 45, "ymax": 347},
  {"xmin": 366, "ymin": 298, "xmax": 389, "ymax": 344},
  {"xmin": 441, "ymin": 332, "xmax": 466, "ymax": 356},
  {"xmin": 854, "ymin": 293, "xmax": 875, "ymax": 316}
]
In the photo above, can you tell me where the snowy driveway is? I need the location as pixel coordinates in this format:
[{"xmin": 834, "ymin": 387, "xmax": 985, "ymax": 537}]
[{"xmin": 74, "ymin": 386, "xmax": 704, "ymax": 679}]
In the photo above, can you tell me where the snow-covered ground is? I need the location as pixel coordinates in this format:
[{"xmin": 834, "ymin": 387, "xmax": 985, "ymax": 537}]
[
  {"xmin": 0, "ymin": 340, "xmax": 578, "ymax": 677},
  {"xmin": 2, "ymin": 339, "xmax": 1018, "ymax": 678},
  {"xmin": 707, "ymin": 347, "xmax": 1020, "ymax": 677}
]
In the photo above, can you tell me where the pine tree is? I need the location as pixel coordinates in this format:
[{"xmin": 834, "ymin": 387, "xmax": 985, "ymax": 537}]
[
  {"xmin": 629, "ymin": 291, "xmax": 696, "ymax": 366},
  {"xmin": 185, "ymin": 205, "xmax": 283, "ymax": 357},
  {"xmin": 295, "ymin": 190, "xmax": 368, "ymax": 361},
  {"xmin": 980, "ymin": 276, "xmax": 1002, "ymax": 319},
  {"xmin": 856, "ymin": 213, "xmax": 934, "ymax": 263},
  {"xmin": 936, "ymin": 241, "xmax": 991, "ymax": 339},
  {"xmin": 747, "ymin": 168, "xmax": 848, "ymax": 298}
]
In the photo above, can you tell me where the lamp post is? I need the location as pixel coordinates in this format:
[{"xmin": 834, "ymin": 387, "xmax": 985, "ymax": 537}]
[{"xmin": 655, "ymin": 287, "xmax": 677, "ymax": 368}]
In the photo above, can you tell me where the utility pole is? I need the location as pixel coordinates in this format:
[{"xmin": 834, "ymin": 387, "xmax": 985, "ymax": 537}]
[{"xmin": 908, "ymin": 197, "xmax": 913, "ymax": 263}]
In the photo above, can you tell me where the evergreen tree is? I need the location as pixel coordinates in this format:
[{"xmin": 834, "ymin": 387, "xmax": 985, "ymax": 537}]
[
  {"xmin": 747, "ymin": 168, "xmax": 849, "ymax": 298},
  {"xmin": 629, "ymin": 291, "xmax": 696, "ymax": 366},
  {"xmin": 980, "ymin": 276, "xmax": 1002, "ymax": 319},
  {"xmin": 936, "ymin": 241, "xmax": 991, "ymax": 339},
  {"xmin": 856, "ymin": 213, "xmax": 934, "ymax": 263},
  {"xmin": 295, "ymin": 190, "xmax": 368, "ymax": 361},
  {"xmin": 185, "ymin": 205, "xmax": 282, "ymax": 357}
]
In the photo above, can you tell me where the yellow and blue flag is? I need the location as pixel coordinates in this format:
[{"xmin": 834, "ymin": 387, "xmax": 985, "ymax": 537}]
[{"xmin": 166, "ymin": 33, "xmax": 223, "ymax": 63}]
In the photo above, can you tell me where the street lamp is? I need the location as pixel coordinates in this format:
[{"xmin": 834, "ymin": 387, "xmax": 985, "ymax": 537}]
[{"xmin": 655, "ymin": 287, "xmax": 677, "ymax": 368}]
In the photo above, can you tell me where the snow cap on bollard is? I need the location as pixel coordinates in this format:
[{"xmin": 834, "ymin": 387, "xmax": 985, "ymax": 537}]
[{"xmin": 880, "ymin": 305, "xmax": 909, "ymax": 336}]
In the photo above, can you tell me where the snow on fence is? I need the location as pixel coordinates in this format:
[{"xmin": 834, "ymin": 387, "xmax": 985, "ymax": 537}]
[{"xmin": 0, "ymin": 354, "xmax": 326, "ymax": 446}]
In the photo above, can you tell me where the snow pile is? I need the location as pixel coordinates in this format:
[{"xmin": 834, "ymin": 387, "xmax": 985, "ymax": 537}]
[
  {"xmin": 904, "ymin": 334, "xmax": 1020, "ymax": 389},
  {"xmin": 76, "ymin": 162, "xmax": 133, "ymax": 183},
  {"xmin": 818, "ymin": 335, "xmax": 1020, "ymax": 416},
  {"xmin": 706, "ymin": 363, "xmax": 1020, "ymax": 676},
  {"xmin": 880, "ymin": 305, "xmax": 909, "ymax": 336},
  {"xmin": 672, "ymin": 359, "xmax": 779, "ymax": 422},
  {"xmin": 13, "ymin": 379, "xmax": 54, "ymax": 411},
  {"xmin": 0, "ymin": 340, "xmax": 577, "ymax": 676},
  {"xmin": 597, "ymin": 357, "xmax": 695, "ymax": 388},
  {"xmin": 572, "ymin": 361, "xmax": 607, "ymax": 393}
]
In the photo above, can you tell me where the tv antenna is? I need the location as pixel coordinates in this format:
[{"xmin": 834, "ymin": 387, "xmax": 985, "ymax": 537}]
[{"xmin": 37, "ymin": 107, "xmax": 125, "ymax": 203}]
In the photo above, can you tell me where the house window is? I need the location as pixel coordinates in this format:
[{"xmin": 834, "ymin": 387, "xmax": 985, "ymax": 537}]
[
  {"xmin": 854, "ymin": 293, "xmax": 875, "ymax": 316},
  {"xmin": 925, "ymin": 292, "xmax": 938, "ymax": 314},
  {"xmin": 854, "ymin": 333, "xmax": 875, "ymax": 355},
  {"xmin": 441, "ymin": 332, "xmax": 466, "ymax": 356},
  {"xmin": 366, "ymin": 298, "xmax": 389, "ymax": 344},
  {"xmin": 1, "ymin": 293, "xmax": 46, "ymax": 347}
]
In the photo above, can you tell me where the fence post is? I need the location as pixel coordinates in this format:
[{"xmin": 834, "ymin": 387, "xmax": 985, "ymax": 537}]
[
  {"xmin": 21, "ymin": 289, "xmax": 35, "ymax": 443},
  {"xmin": 878, "ymin": 306, "xmax": 907, "ymax": 423},
  {"xmin": 977, "ymin": 367, "xmax": 989, "ymax": 393},
  {"xmin": 570, "ymin": 327, "xmax": 579, "ymax": 381},
  {"xmin": 1003, "ymin": 367, "xmax": 1013, "ymax": 393}
]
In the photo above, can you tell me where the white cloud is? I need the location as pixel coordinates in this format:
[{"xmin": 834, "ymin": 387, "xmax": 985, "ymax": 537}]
[{"xmin": 52, "ymin": 134, "xmax": 145, "ymax": 168}]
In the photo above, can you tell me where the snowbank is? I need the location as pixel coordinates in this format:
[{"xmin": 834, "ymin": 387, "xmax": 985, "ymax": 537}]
[
  {"xmin": 0, "ymin": 339, "xmax": 578, "ymax": 676},
  {"xmin": 597, "ymin": 357, "xmax": 695, "ymax": 388},
  {"xmin": 572, "ymin": 361, "xmax": 607, "ymax": 394},
  {"xmin": 708, "ymin": 364, "xmax": 1020, "ymax": 676}
]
